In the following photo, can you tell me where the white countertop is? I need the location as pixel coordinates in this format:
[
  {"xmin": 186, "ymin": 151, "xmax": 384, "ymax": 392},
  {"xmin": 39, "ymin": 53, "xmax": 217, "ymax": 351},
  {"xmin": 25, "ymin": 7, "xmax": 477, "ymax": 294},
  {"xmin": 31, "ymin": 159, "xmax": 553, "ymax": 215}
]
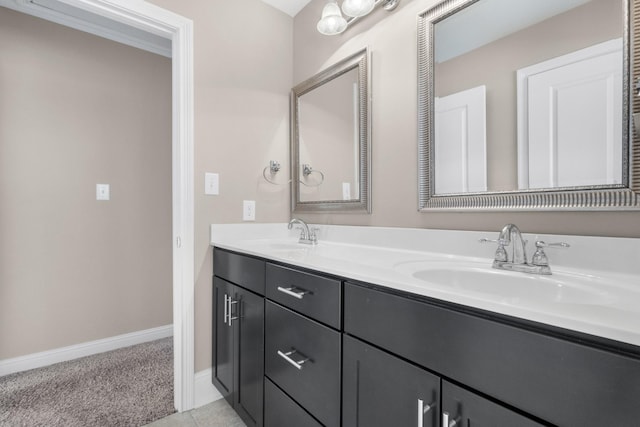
[{"xmin": 210, "ymin": 223, "xmax": 640, "ymax": 349}]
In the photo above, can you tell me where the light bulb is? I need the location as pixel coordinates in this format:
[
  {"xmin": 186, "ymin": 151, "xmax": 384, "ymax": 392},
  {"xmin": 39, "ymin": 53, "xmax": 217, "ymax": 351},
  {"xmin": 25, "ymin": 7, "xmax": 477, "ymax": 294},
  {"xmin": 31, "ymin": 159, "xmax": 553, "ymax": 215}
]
[
  {"xmin": 317, "ymin": 1, "xmax": 347, "ymax": 35},
  {"xmin": 341, "ymin": 0, "xmax": 375, "ymax": 18}
]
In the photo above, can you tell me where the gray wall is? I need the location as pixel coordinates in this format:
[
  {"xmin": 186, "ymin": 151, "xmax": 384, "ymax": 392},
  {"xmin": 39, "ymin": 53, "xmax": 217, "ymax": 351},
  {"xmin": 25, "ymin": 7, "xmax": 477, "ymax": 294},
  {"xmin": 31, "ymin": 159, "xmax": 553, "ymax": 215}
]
[
  {"xmin": 4, "ymin": 0, "xmax": 636, "ymax": 376},
  {"xmin": 1, "ymin": 0, "xmax": 294, "ymax": 373},
  {"xmin": 0, "ymin": 8, "xmax": 172, "ymax": 359},
  {"xmin": 147, "ymin": 0, "xmax": 293, "ymax": 371},
  {"xmin": 293, "ymin": 0, "xmax": 640, "ymax": 238},
  {"xmin": 299, "ymin": 67, "xmax": 359, "ymax": 201}
]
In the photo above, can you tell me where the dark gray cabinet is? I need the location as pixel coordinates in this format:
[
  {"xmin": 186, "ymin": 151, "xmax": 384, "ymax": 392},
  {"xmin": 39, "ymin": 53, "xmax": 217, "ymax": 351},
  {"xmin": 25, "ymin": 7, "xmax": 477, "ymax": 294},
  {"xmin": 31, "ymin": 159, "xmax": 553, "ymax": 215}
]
[
  {"xmin": 263, "ymin": 262, "xmax": 343, "ymax": 427},
  {"xmin": 266, "ymin": 263, "xmax": 341, "ymax": 329},
  {"xmin": 442, "ymin": 381, "xmax": 543, "ymax": 427},
  {"xmin": 211, "ymin": 247, "xmax": 640, "ymax": 427},
  {"xmin": 212, "ymin": 277, "xmax": 264, "ymax": 427},
  {"xmin": 343, "ymin": 335, "xmax": 542, "ymax": 427},
  {"xmin": 214, "ymin": 247, "xmax": 265, "ymax": 294},
  {"xmin": 264, "ymin": 378, "xmax": 323, "ymax": 427},
  {"xmin": 343, "ymin": 335, "xmax": 440, "ymax": 427},
  {"xmin": 212, "ymin": 277, "xmax": 234, "ymax": 400},
  {"xmin": 212, "ymin": 249, "xmax": 265, "ymax": 427},
  {"xmin": 265, "ymin": 301, "xmax": 341, "ymax": 427},
  {"xmin": 344, "ymin": 281, "xmax": 640, "ymax": 427}
]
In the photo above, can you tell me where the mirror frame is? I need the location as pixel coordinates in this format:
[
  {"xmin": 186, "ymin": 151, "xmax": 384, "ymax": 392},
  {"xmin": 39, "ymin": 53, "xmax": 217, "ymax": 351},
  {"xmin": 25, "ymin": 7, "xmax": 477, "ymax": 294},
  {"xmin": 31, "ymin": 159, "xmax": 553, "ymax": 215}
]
[
  {"xmin": 417, "ymin": 0, "xmax": 640, "ymax": 211},
  {"xmin": 291, "ymin": 48, "xmax": 372, "ymax": 213}
]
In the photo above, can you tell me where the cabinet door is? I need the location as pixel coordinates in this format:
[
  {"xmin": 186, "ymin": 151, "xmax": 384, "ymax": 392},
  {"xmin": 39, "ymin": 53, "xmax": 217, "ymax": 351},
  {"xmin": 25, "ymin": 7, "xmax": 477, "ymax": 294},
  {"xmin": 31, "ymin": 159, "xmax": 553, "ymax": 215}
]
[
  {"xmin": 343, "ymin": 335, "xmax": 440, "ymax": 427},
  {"xmin": 212, "ymin": 277, "xmax": 234, "ymax": 405},
  {"xmin": 442, "ymin": 381, "xmax": 543, "ymax": 427},
  {"xmin": 345, "ymin": 282, "xmax": 640, "ymax": 426},
  {"xmin": 234, "ymin": 286, "xmax": 264, "ymax": 427}
]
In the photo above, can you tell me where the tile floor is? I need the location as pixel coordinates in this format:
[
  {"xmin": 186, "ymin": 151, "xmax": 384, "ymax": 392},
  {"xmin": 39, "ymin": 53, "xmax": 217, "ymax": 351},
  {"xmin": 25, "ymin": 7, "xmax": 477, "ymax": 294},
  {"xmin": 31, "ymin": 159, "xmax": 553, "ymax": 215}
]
[{"xmin": 145, "ymin": 399, "xmax": 246, "ymax": 427}]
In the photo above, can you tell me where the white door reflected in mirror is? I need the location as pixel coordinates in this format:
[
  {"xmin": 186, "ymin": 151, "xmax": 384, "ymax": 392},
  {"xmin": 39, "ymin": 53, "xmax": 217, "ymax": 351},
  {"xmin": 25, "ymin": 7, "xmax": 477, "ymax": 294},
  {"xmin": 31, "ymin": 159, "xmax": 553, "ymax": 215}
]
[
  {"xmin": 517, "ymin": 38, "xmax": 622, "ymax": 190},
  {"xmin": 431, "ymin": 0, "xmax": 624, "ymax": 194},
  {"xmin": 435, "ymin": 85, "xmax": 487, "ymax": 194}
]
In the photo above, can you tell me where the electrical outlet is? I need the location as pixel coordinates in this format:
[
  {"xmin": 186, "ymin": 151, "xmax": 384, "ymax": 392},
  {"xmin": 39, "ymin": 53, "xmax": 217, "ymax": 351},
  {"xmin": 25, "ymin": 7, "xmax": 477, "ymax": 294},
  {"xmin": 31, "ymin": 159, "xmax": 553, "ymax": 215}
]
[
  {"xmin": 96, "ymin": 184, "xmax": 110, "ymax": 201},
  {"xmin": 342, "ymin": 182, "xmax": 351, "ymax": 200},
  {"xmin": 243, "ymin": 200, "xmax": 256, "ymax": 221},
  {"xmin": 205, "ymin": 173, "xmax": 219, "ymax": 195}
]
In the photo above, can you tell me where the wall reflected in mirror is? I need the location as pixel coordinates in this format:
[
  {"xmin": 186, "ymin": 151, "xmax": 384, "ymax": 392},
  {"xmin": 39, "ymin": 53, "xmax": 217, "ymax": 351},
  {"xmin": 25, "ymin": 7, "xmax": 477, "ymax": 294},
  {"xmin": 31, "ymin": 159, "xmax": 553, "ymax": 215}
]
[
  {"xmin": 433, "ymin": 0, "xmax": 624, "ymax": 195},
  {"xmin": 298, "ymin": 67, "xmax": 360, "ymax": 202},
  {"xmin": 291, "ymin": 48, "xmax": 371, "ymax": 213}
]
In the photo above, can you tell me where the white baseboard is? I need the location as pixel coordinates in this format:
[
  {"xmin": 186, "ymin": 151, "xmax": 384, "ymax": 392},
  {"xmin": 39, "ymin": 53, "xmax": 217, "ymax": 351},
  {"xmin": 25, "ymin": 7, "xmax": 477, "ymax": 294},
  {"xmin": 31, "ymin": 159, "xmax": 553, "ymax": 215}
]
[
  {"xmin": 194, "ymin": 368, "xmax": 223, "ymax": 408},
  {"xmin": 0, "ymin": 324, "xmax": 173, "ymax": 377}
]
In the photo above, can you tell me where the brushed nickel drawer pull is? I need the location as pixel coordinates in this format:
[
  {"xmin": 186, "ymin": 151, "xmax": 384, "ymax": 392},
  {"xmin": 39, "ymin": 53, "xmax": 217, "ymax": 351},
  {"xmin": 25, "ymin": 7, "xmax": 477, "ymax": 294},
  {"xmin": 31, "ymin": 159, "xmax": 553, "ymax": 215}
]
[
  {"xmin": 442, "ymin": 412, "xmax": 457, "ymax": 427},
  {"xmin": 277, "ymin": 349, "xmax": 310, "ymax": 370},
  {"xmin": 418, "ymin": 399, "xmax": 435, "ymax": 426},
  {"xmin": 223, "ymin": 294, "xmax": 229, "ymax": 325},
  {"xmin": 228, "ymin": 298, "xmax": 238, "ymax": 326},
  {"xmin": 277, "ymin": 286, "xmax": 310, "ymax": 300}
]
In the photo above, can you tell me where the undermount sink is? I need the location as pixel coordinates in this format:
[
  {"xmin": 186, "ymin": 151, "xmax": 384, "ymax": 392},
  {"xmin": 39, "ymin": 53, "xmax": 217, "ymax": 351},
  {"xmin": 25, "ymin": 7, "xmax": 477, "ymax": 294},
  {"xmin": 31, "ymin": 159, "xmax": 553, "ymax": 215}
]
[
  {"xmin": 394, "ymin": 261, "xmax": 612, "ymax": 306},
  {"xmin": 237, "ymin": 239, "xmax": 314, "ymax": 261},
  {"xmin": 260, "ymin": 242, "xmax": 309, "ymax": 251}
]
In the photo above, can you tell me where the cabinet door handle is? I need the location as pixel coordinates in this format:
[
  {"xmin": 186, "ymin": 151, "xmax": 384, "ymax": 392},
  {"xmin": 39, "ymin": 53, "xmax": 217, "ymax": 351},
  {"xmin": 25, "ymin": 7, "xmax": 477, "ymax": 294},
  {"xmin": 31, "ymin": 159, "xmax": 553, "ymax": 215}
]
[
  {"xmin": 418, "ymin": 399, "xmax": 435, "ymax": 426},
  {"xmin": 223, "ymin": 294, "xmax": 229, "ymax": 325},
  {"xmin": 277, "ymin": 286, "xmax": 310, "ymax": 300},
  {"xmin": 442, "ymin": 412, "xmax": 457, "ymax": 427},
  {"xmin": 228, "ymin": 298, "xmax": 238, "ymax": 326},
  {"xmin": 277, "ymin": 349, "xmax": 310, "ymax": 370}
]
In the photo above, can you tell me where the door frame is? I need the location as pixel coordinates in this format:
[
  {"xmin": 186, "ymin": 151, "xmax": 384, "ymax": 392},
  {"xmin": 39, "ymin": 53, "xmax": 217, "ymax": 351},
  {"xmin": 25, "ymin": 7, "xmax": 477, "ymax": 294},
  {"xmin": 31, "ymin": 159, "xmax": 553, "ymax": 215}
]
[{"xmin": 60, "ymin": 0, "xmax": 195, "ymax": 412}]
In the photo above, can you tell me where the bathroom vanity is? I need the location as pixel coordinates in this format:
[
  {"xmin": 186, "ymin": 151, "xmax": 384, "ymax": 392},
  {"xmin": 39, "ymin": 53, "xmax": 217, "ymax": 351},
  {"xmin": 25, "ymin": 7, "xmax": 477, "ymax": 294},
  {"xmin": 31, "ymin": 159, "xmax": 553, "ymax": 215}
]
[{"xmin": 211, "ymin": 224, "xmax": 640, "ymax": 427}]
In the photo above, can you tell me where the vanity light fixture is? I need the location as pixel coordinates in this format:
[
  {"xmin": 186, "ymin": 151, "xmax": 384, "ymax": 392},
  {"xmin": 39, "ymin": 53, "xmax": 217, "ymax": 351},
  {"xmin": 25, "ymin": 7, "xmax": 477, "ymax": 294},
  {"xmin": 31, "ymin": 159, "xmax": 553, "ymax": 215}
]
[
  {"xmin": 317, "ymin": 0, "xmax": 399, "ymax": 36},
  {"xmin": 317, "ymin": 1, "xmax": 347, "ymax": 35},
  {"xmin": 342, "ymin": 0, "xmax": 375, "ymax": 17}
]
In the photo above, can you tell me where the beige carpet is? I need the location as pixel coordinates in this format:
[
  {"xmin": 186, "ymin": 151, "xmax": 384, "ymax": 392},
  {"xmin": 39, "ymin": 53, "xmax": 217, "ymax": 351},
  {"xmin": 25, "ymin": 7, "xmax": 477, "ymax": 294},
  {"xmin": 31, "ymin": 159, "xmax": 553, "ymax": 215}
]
[{"xmin": 0, "ymin": 337, "xmax": 174, "ymax": 427}]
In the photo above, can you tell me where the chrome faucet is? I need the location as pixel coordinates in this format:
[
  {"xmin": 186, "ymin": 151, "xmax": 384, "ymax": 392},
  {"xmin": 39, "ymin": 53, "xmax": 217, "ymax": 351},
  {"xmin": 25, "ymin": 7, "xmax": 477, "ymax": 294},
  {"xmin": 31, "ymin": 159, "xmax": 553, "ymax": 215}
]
[
  {"xmin": 288, "ymin": 218, "xmax": 318, "ymax": 245},
  {"xmin": 480, "ymin": 224, "xmax": 569, "ymax": 275},
  {"xmin": 498, "ymin": 223, "xmax": 528, "ymax": 265}
]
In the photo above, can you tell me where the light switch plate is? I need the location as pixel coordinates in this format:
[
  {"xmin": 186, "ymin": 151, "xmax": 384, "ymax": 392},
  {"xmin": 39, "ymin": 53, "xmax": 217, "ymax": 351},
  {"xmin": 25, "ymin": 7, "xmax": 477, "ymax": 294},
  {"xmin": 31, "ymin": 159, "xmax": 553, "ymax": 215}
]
[
  {"xmin": 96, "ymin": 184, "xmax": 110, "ymax": 201},
  {"xmin": 243, "ymin": 200, "xmax": 255, "ymax": 221},
  {"xmin": 342, "ymin": 182, "xmax": 351, "ymax": 200},
  {"xmin": 205, "ymin": 173, "xmax": 219, "ymax": 195}
]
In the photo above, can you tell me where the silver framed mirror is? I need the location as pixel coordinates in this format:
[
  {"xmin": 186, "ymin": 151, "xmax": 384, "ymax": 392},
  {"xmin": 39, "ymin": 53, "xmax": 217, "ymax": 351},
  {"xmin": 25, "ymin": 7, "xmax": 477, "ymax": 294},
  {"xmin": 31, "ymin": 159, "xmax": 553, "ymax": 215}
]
[
  {"xmin": 417, "ymin": 0, "xmax": 640, "ymax": 211},
  {"xmin": 291, "ymin": 48, "xmax": 371, "ymax": 213}
]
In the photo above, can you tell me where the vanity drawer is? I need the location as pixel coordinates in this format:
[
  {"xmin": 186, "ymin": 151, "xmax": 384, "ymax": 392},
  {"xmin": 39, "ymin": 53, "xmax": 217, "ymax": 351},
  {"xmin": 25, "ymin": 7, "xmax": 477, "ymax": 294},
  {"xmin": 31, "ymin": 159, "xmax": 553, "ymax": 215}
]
[
  {"xmin": 266, "ymin": 263, "xmax": 341, "ymax": 329},
  {"xmin": 264, "ymin": 378, "xmax": 323, "ymax": 427},
  {"xmin": 265, "ymin": 301, "xmax": 341, "ymax": 427},
  {"xmin": 214, "ymin": 248, "xmax": 265, "ymax": 295},
  {"xmin": 344, "ymin": 282, "xmax": 640, "ymax": 427}
]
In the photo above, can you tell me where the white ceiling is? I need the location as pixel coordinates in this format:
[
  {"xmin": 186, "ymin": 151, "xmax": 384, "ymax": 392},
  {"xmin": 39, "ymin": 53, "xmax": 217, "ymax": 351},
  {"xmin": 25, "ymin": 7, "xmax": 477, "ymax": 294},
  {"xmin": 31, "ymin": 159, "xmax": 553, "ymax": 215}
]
[
  {"xmin": 260, "ymin": 0, "xmax": 313, "ymax": 17},
  {"xmin": 435, "ymin": 0, "xmax": 591, "ymax": 63}
]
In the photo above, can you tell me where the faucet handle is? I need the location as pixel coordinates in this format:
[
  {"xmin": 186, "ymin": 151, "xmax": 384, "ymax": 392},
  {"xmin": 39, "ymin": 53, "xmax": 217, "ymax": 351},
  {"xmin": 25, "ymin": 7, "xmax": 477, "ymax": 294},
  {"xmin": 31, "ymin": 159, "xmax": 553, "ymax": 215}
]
[
  {"xmin": 309, "ymin": 227, "xmax": 320, "ymax": 242},
  {"xmin": 293, "ymin": 226, "xmax": 307, "ymax": 239},
  {"xmin": 532, "ymin": 241, "xmax": 570, "ymax": 266},
  {"xmin": 535, "ymin": 241, "xmax": 570, "ymax": 249},
  {"xmin": 479, "ymin": 238, "xmax": 508, "ymax": 262},
  {"xmin": 479, "ymin": 238, "xmax": 508, "ymax": 245}
]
